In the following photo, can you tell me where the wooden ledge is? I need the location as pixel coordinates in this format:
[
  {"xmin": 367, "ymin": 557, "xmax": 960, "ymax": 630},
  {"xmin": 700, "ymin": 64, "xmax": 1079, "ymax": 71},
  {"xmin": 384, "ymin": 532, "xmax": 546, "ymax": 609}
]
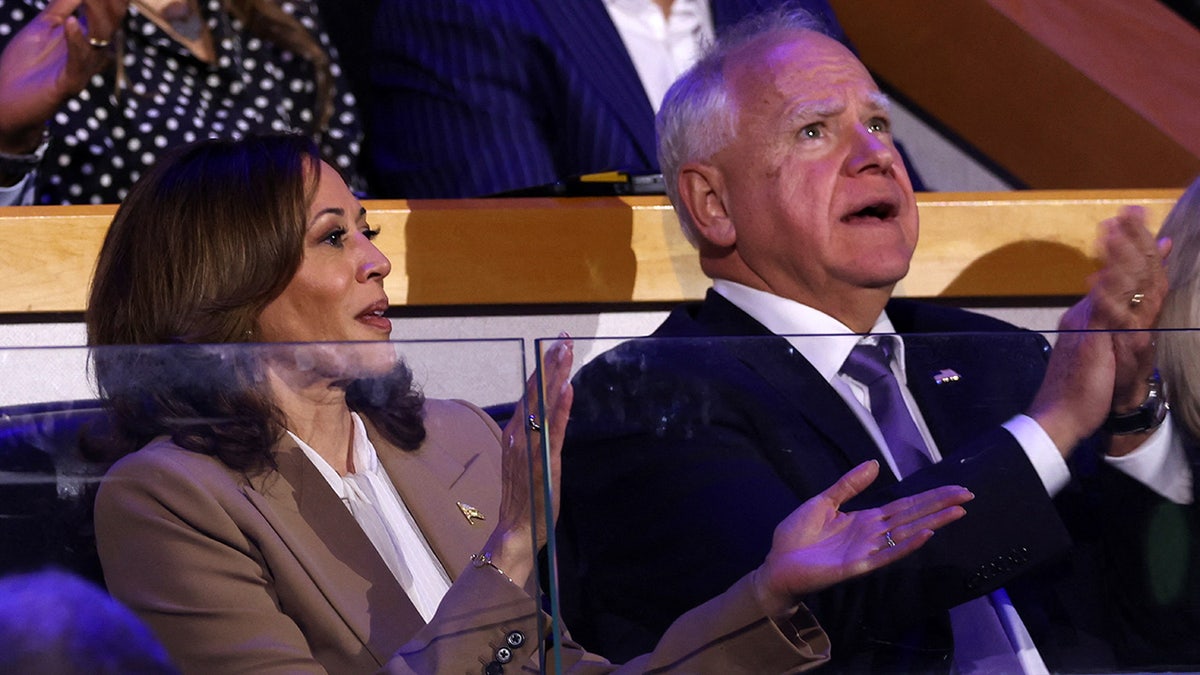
[{"xmin": 0, "ymin": 189, "xmax": 1181, "ymax": 314}]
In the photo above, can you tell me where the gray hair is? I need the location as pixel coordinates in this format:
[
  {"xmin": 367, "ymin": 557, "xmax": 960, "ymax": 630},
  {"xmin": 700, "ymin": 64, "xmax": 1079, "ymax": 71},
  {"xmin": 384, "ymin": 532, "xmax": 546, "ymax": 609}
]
[
  {"xmin": 1157, "ymin": 176, "xmax": 1200, "ymax": 442},
  {"xmin": 656, "ymin": 4, "xmax": 831, "ymax": 245}
]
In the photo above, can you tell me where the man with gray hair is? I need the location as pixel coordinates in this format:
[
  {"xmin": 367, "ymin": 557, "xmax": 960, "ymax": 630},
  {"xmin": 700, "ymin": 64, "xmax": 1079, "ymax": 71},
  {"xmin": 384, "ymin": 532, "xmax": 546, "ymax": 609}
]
[{"xmin": 557, "ymin": 5, "xmax": 1171, "ymax": 672}]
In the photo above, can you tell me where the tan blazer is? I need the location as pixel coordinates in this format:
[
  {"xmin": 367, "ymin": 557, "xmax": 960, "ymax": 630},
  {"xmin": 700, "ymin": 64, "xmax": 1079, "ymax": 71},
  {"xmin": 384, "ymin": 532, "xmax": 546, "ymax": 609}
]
[{"xmin": 95, "ymin": 398, "xmax": 828, "ymax": 673}]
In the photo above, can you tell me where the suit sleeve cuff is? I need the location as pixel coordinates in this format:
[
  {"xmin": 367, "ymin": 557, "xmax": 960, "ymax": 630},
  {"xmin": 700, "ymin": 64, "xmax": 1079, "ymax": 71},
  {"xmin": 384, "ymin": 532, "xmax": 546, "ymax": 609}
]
[
  {"xmin": 1004, "ymin": 414, "xmax": 1071, "ymax": 496},
  {"xmin": 0, "ymin": 170, "xmax": 35, "ymax": 206},
  {"xmin": 629, "ymin": 572, "xmax": 830, "ymax": 672},
  {"xmin": 1103, "ymin": 414, "xmax": 1193, "ymax": 504}
]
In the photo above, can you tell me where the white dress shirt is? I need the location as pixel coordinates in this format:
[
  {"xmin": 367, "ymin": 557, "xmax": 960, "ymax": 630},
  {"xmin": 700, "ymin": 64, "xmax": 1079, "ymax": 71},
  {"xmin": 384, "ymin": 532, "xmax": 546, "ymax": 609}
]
[
  {"xmin": 290, "ymin": 413, "xmax": 452, "ymax": 623},
  {"xmin": 603, "ymin": 0, "xmax": 714, "ymax": 112},
  {"xmin": 712, "ymin": 279, "xmax": 1070, "ymax": 492}
]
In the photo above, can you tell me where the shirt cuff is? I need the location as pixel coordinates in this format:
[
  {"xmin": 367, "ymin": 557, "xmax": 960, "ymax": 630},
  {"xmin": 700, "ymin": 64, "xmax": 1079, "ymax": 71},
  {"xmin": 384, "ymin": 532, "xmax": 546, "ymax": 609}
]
[
  {"xmin": 0, "ymin": 171, "xmax": 35, "ymax": 206},
  {"xmin": 1102, "ymin": 413, "xmax": 1192, "ymax": 504},
  {"xmin": 1003, "ymin": 414, "xmax": 1071, "ymax": 496}
]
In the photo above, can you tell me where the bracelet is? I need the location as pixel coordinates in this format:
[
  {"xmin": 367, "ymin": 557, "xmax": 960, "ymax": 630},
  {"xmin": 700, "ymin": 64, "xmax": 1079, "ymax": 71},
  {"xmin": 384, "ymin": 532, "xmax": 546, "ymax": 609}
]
[
  {"xmin": 0, "ymin": 130, "xmax": 50, "ymax": 179},
  {"xmin": 471, "ymin": 552, "xmax": 516, "ymax": 586}
]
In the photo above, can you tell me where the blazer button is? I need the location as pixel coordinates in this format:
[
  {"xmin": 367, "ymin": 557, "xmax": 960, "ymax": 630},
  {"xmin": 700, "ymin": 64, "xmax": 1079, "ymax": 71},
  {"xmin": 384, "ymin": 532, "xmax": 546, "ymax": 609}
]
[
  {"xmin": 506, "ymin": 630, "xmax": 526, "ymax": 648},
  {"xmin": 495, "ymin": 647, "xmax": 513, "ymax": 664},
  {"xmin": 484, "ymin": 661, "xmax": 504, "ymax": 675}
]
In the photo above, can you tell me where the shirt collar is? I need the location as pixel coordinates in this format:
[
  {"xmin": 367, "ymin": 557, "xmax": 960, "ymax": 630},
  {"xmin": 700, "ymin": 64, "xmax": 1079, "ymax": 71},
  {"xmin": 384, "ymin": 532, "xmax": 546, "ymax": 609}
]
[
  {"xmin": 711, "ymin": 279, "xmax": 900, "ymax": 382},
  {"xmin": 288, "ymin": 412, "xmax": 379, "ymax": 498},
  {"xmin": 604, "ymin": 0, "xmax": 705, "ymax": 16}
]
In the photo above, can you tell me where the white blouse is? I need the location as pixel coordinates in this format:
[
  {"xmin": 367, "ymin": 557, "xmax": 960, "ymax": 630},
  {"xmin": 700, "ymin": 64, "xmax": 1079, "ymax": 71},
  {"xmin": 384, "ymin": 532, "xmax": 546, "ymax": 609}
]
[{"xmin": 289, "ymin": 413, "xmax": 451, "ymax": 622}]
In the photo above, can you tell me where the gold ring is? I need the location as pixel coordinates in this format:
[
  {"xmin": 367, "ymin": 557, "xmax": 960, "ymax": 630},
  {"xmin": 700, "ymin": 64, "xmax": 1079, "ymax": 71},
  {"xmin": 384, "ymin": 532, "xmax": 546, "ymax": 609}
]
[
  {"xmin": 87, "ymin": 36, "xmax": 112, "ymax": 48},
  {"xmin": 526, "ymin": 414, "xmax": 542, "ymax": 433},
  {"xmin": 1130, "ymin": 292, "xmax": 1145, "ymax": 307}
]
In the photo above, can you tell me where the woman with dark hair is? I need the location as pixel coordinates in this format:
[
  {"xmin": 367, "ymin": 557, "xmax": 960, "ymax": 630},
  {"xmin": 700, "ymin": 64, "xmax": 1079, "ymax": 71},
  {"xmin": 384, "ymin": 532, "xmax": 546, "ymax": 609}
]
[
  {"xmin": 87, "ymin": 134, "xmax": 972, "ymax": 673},
  {"xmin": 0, "ymin": 0, "xmax": 360, "ymax": 205}
]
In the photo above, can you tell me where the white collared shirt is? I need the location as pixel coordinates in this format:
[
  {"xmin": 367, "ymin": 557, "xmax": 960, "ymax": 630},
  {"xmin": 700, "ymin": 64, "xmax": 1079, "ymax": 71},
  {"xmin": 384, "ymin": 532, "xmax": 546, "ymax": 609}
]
[
  {"xmin": 603, "ymin": 0, "xmax": 714, "ymax": 112},
  {"xmin": 711, "ymin": 279, "xmax": 1071, "ymax": 493},
  {"xmin": 1104, "ymin": 414, "xmax": 1192, "ymax": 503},
  {"xmin": 290, "ymin": 413, "xmax": 451, "ymax": 622}
]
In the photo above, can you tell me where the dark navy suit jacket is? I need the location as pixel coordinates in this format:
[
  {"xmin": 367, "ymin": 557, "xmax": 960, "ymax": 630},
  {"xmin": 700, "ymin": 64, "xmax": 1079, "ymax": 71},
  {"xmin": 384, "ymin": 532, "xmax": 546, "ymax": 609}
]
[
  {"xmin": 366, "ymin": 0, "xmax": 844, "ymax": 198},
  {"xmin": 558, "ymin": 291, "xmax": 1115, "ymax": 672}
]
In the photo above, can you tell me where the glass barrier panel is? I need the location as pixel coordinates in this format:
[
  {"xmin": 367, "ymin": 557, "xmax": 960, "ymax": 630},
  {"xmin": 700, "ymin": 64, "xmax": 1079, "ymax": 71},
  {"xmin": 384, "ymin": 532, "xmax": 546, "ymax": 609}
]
[
  {"xmin": 0, "ymin": 339, "xmax": 574, "ymax": 673},
  {"xmin": 539, "ymin": 329, "xmax": 1196, "ymax": 674}
]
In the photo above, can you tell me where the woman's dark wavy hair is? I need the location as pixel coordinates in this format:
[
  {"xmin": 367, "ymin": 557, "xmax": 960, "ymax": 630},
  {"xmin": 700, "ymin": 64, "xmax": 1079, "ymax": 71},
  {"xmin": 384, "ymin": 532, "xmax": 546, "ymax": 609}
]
[{"xmin": 85, "ymin": 134, "xmax": 425, "ymax": 473}]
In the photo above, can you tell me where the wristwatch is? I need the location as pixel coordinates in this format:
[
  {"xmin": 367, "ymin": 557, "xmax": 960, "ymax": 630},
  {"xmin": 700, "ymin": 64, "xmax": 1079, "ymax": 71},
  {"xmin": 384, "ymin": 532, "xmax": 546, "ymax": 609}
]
[{"xmin": 1103, "ymin": 370, "xmax": 1168, "ymax": 435}]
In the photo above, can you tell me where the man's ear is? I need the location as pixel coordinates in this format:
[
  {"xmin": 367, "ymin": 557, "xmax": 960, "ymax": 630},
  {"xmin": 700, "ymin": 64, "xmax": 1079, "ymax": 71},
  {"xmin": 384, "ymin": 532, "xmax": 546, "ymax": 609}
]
[{"xmin": 678, "ymin": 162, "xmax": 736, "ymax": 248}]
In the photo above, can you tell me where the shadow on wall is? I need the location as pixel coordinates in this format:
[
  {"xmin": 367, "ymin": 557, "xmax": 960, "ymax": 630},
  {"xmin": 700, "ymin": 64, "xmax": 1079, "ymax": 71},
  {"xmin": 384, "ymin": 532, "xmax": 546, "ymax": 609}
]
[
  {"xmin": 404, "ymin": 198, "xmax": 638, "ymax": 306},
  {"xmin": 943, "ymin": 240, "xmax": 1099, "ymax": 298}
]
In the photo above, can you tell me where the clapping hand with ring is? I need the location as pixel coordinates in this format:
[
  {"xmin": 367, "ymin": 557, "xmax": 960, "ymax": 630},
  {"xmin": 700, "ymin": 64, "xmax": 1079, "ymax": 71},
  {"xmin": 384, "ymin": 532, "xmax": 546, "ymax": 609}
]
[
  {"xmin": 482, "ymin": 335, "xmax": 574, "ymax": 588},
  {"xmin": 0, "ymin": 0, "xmax": 126, "ymax": 158},
  {"xmin": 751, "ymin": 460, "xmax": 973, "ymax": 622}
]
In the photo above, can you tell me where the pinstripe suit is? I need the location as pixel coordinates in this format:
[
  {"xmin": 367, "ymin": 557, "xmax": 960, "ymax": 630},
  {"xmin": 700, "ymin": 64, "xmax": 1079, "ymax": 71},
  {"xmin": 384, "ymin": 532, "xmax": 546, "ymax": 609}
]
[{"xmin": 366, "ymin": 0, "xmax": 844, "ymax": 198}]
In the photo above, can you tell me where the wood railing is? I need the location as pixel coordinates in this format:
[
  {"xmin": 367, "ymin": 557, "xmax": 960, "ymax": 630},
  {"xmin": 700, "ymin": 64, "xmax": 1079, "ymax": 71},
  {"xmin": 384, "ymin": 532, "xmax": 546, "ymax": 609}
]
[{"xmin": 0, "ymin": 189, "xmax": 1181, "ymax": 314}]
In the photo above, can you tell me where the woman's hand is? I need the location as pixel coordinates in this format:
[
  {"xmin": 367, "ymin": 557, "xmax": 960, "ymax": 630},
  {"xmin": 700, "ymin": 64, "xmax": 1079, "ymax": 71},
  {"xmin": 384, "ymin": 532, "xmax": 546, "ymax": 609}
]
[
  {"xmin": 483, "ymin": 335, "xmax": 574, "ymax": 587},
  {"xmin": 752, "ymin": 460, "xmax": 973, "ymax": 621},
  {"xmin": 0, "ymin": 0, "xmax": 127, "ymax": 153}
]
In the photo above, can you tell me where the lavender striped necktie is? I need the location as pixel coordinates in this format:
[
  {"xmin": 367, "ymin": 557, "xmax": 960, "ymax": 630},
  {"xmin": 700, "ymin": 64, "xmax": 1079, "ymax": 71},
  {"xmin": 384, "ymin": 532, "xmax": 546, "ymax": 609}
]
[
  {"xmin": 840, "ymin": 337, "xmax": 931, "ymax": 477},
  {"xmin": 843, "ymin": 338, "xmax": 1036, "ymax": 673}
]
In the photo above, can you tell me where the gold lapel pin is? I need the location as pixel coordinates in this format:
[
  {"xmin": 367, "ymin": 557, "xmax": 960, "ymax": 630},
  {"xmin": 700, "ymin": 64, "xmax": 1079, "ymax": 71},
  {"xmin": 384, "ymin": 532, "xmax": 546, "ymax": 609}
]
[
  {"xmin": 933, "ymin": 368, "xmax": 962, "ymax": 385},
  {"xmin": 457, "ymin": 501, "xmax": 486, "ymax": 525}
]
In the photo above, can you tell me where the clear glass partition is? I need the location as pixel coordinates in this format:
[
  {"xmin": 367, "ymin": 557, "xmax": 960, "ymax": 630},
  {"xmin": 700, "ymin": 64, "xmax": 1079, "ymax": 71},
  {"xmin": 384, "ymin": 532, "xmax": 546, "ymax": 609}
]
[
  {"xmin": 0, "ymin": 339, "xmax": 563, "ymax": 670},
  {"xmin": 539, "ymin": 329, "xmax": 1197, "ymax": 673},
  {"xmin": 2, "ymin": 330, "xmax": 1195, "ymax": 672}
]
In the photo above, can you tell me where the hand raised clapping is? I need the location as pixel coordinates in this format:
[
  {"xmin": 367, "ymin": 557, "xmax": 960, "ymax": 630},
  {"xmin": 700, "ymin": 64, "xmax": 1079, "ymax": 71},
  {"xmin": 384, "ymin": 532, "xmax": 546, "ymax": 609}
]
[{"xmin": 0, "ymin": 0, "xmax": 127, "ymax": 154}]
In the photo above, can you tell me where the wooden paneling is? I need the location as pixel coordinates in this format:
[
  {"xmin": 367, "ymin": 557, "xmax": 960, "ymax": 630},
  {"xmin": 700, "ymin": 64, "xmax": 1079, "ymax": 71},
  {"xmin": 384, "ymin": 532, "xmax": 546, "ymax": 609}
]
[
  {"xmin": 830, "ymin": 0, "xmax": 1200, "ymax": 189},
  {"xmin": 0, "ymin": 191, "xmax": 1180, "ymax": 315}
]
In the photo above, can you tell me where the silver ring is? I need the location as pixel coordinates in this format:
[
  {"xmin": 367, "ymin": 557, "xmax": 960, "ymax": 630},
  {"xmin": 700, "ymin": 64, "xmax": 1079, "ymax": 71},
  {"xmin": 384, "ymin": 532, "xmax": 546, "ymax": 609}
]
[
  {"xmin": 526, "ymin": 414, "xmax": 542, "ymax": 433},
  {"xmin": 884, "ymin": 531, "xmax": 896, "ymax": 548},
  {"xmin": 87, "ymin": 36, "xmax": 112, "ymax": 48},
  {"xmin": 1130, "ymin": 292, "xmax": 1145, "ymax": 307}
]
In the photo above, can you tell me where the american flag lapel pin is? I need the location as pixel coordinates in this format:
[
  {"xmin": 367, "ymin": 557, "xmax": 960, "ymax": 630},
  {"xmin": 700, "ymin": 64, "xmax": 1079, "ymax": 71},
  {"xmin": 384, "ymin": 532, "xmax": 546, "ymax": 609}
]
[{"xmin": 933, "ymin": 368, "xmax": 961, "ymax": 385}]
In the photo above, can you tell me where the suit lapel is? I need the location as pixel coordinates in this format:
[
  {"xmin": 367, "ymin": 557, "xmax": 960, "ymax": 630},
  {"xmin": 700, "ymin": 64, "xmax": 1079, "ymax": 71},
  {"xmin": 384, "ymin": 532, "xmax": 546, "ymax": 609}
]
[
  {"xmin": 530, "ymin": 0, "xmax": 657, "ymax": 165},
  {"xmin": 889, "ymin": 302, "xmax": 1045, "ymax": 457},
  {"xmin": 710, "ymin": 0, "xmax": 769, "ymax": 27},
  {"xmin": 244, "ymin": 440, "xmax": 421, "ymax": 665},
  {"xmin": 683, "ymin": 292, "xmax": 895, "ymax": 487},
  {"xmin": 367, "ymin": 416, "xmax": 499, "ymax": 581}
]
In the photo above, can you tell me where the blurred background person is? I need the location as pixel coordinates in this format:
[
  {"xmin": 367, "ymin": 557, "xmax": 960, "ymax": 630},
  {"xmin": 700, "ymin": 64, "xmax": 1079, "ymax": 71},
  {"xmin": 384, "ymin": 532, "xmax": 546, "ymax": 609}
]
[
  {"xmin": 0, "ymin": 0, "xmax": 362, "ymax": 205},
  {"xmin": 0, "ymin": 568, "xmax": 178, "ymax": 674},
  {"xmin": 1088, "ymin": 174, "xmax": 1200, "ymax": 669},
  {"xmin": 366, "ymin": 0, "xmax": 847, "ymax": 198}
]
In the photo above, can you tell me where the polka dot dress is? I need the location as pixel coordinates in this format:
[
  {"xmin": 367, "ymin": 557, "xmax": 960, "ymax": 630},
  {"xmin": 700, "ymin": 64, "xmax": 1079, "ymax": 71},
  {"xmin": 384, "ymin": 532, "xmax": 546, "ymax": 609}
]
[{"xmin": 0, "ymin": 0, "xmax": 363, "ymax": 205}]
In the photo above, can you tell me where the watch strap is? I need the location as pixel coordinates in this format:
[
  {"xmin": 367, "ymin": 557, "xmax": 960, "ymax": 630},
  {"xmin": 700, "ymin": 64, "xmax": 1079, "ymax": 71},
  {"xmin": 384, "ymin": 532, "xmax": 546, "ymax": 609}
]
[{"xmin": 1103, "ymin": 371, "xmax": 1168, "ymax": 435}]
